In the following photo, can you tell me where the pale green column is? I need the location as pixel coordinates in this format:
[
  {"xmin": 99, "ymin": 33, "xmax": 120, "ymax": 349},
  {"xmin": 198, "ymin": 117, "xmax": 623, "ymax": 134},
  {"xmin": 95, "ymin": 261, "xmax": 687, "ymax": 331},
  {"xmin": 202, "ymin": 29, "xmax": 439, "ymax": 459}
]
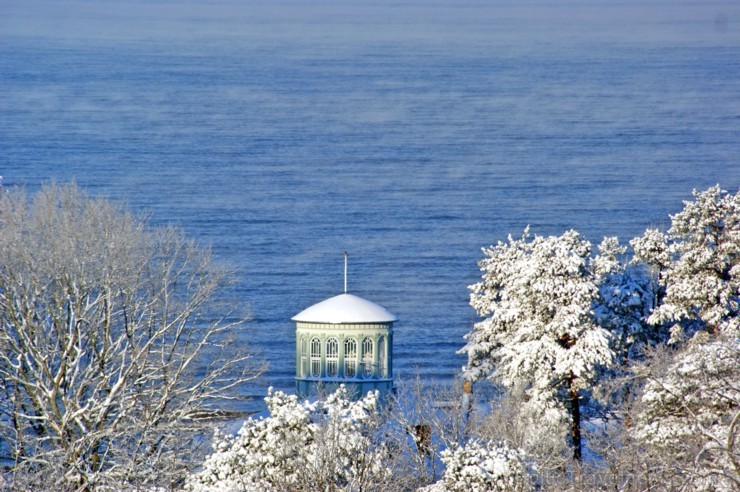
[
  {"xmin": 388, "ymin": 332, "xmax": 393, "ymax": 378},
  {"xmin": 372, "ymin": 334, "xmax": 380, "ymax": 379},
  {"xmin": 295, "ymin": 332, "xmax": 301, "ymax": 378}
]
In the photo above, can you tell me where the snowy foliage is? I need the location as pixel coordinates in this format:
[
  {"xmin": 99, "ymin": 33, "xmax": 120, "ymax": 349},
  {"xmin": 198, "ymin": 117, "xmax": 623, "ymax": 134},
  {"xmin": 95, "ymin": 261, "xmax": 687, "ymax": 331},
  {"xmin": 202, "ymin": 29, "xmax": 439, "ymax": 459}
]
[
  {"xmin": 630, "ymin": 228, "xmax": 671, "ymax": 273},
  {"xmin": 633, "ymin": 185, "xmax": 740, "ymax": 337},
  {"xmin": 464, "ymin": 228, "xmax": 613, "ymax": 388},
  {"xmin": 436, "ymin": 440, "xmax": 532, "ymax": 492},
  {"xmin": 625, "ymin": 186, "xmax": 740, "ymax": 490},
  {"xmin": 634, "ymin": 333, "xmax": 740, "ymax": 491},
  {"xmin": 461, "ymin": 229, "xmax": 614, "ymax": 454},
  {"xmin": 187, "ymin": 385, "xmax": 390, "ymax": 492},
  {"xmin": 593, "ymin": 237, "xmax": 662, "ymax": 363}
]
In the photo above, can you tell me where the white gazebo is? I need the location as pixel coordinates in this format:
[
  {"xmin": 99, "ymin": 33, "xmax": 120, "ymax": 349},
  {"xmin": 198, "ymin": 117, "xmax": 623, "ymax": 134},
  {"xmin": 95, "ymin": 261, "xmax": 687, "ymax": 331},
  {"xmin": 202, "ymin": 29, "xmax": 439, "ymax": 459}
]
[{"xmin": 293, "ymin": 287, "xmax": 397, "ymax": 399}]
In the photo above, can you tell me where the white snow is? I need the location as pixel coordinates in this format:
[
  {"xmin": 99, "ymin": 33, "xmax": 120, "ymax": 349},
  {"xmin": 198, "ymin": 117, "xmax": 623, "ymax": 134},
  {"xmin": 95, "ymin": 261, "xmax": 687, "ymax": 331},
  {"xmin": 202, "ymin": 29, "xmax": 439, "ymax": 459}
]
[{"xmin": 292, "ymin": 293, "xmax": 398, "ymax": 323}]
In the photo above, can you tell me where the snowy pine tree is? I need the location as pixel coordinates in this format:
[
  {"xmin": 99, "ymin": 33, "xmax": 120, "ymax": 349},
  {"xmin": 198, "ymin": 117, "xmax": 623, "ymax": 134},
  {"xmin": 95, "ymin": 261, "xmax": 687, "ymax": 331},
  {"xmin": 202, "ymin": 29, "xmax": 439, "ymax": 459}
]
[
  {"xmin": 461, "ymin": 229, "xmax": 614, "ymax": 461},
  {"xmin": 633, "ymin": 185, "xmax": 740, "ymax": 338}
]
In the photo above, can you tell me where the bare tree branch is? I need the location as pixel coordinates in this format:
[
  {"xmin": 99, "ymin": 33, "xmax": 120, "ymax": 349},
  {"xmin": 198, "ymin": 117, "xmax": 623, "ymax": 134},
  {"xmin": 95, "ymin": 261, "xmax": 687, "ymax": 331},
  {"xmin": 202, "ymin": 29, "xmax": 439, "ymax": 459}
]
[{"xmin": 0, "ymin": 184, "xmax": 263, "ymax": 490}]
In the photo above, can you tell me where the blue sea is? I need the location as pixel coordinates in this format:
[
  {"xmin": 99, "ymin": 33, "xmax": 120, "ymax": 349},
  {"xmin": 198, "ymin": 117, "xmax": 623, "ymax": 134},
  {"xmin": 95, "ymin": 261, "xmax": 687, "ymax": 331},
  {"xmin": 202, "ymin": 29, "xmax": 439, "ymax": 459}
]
[{"xmin": 1, "ymin": 0, "xmax": 739, "ymax": 409}]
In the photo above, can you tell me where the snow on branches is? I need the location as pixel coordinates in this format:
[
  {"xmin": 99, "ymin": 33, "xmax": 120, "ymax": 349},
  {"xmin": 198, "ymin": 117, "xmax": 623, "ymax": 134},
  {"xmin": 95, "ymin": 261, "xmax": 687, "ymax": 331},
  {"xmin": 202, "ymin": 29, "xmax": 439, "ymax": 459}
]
[
  {"xmin": 634, "ymin": 333, "xmax": 740, "ymax": 490},
  {"xmin": 461, "ymin": 229, "xmax": 614, "ymax": 459},
  {"xmin": 438, "ymin": 440, "xmax": 533, "ymax": 492},
  {"xmin": 593, "ymin": 237, "xmax": 659, "ymax": 364},
  {"xmin": 464, "ymin": 229, "xmax": 613, "ymax": 387},
  {"xmin": 0, "ymin": 184, "xmax": 260, "ymax": 490},
  {"xmin": 633, "ymin": 185, "xmax": 740, "ymax": 338},
  {"xmin": 187, "ymin": 385, "xmax": 390, "ymax": 492},
  {"xmin": 626, "ymin": 186, "xmax": 740, "ymax": 490}
]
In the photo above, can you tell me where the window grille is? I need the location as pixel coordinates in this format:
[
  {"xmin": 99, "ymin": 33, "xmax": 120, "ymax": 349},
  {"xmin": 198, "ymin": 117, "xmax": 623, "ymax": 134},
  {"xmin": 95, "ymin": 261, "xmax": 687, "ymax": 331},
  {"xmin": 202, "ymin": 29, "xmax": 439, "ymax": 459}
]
[
  {"xmin": 344, "ymin": 338, "xmax": 357, "ymax": 378},
  {"xmin": 362, "ymin": 337, "xmax": 374, "ymax": 378},
  {"xmin": 310, "ymin": 337, "xmax": 321, "ymax": 377},
  {"xmin": 326, "ymin": 338, "xmax": 338, "ymax": 377}
]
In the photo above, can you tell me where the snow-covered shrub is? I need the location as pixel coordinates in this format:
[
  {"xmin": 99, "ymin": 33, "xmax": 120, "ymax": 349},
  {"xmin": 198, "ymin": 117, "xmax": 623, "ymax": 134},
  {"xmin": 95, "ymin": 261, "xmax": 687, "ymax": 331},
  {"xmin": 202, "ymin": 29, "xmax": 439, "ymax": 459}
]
[
  {"xmin": 438, "ymin": 440, "xmax": 532, "ymax": 492},
  {"xmin": 633, "ymin": 333, "xmax": 740, "ymax": 491},
  {"xmin": 187, "ymin": 385, "xmax": 390, "ymax": 491},
  {"xmin": 475, "ymin": 385, "xmax": 572, "ymax": 480}
]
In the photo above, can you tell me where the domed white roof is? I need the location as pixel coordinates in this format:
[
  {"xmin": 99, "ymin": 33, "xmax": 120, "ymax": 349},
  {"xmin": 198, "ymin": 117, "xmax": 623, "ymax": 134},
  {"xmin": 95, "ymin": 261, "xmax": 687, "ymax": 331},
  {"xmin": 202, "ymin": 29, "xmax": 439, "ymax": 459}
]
[{"xmin": 292, "ymin": 293, "xmax": 398, "ymax": 324}]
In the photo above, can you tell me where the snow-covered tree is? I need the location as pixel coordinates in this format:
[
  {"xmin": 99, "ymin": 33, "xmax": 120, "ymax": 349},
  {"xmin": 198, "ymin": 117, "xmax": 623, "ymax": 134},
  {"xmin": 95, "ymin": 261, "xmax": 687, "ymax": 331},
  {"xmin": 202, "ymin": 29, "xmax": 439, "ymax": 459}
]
[
  {"xmin": 627, "ymin": 186, "xmax": 740, "ymax": 490},
  {"xmin": 633, "ymin": 333, "xmax": 740, "ymax": 491},
  {"xmin": 632, "ymin": 185, "xmax": 740, "ymax": 338},
  {"xmin": 187, "ymin": 385, "xmax": 390, "ymax": 492},
  {"xmin": 0, "ymin": 184, "xmax": 260, "ymax": 490},
  {"xmin": 434, "ymin": 439, "xmax": 532, "ymax": 492},
  {"xmin": 581, "ymin": 187, "xmax": 740, "ymax": 491},
  {"xmin": 461, "ymin": 229, "xmax": 614, "ymax": 461}
]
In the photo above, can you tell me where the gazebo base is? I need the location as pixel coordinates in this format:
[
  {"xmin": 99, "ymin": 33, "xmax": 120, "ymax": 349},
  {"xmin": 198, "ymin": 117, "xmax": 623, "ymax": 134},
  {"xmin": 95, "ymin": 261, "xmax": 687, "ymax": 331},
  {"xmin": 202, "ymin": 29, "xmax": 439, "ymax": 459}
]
[{"xmin": 295, "ymin": 377, "xmax": 394, "ymax": 400}]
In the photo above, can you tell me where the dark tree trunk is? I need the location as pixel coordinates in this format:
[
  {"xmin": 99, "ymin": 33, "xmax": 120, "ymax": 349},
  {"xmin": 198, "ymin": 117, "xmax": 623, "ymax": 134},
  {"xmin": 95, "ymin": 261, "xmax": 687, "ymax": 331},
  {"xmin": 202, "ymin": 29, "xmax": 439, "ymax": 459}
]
[{"xmin": 569, "ymin": 371, "xmax": 582, "ymax": 462}]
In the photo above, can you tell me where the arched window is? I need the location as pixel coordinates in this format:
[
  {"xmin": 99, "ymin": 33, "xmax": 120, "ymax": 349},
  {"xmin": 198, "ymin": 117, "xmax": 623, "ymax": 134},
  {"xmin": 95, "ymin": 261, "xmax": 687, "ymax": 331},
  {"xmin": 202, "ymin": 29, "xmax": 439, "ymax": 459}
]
[
  {"xmin": 310, "ymin": 337, "xmax": 321, "ymax": 377},
  {"xmin": 362, "ymin": 337, "xmax": 374, "ymax": 378},
  {"xmin": 344, "ymin": 338, "xmax": 357, "ymax": 378},
  {"xmin": 301, "ymin": 337, "xmax": 308, "ymax": 377},
  {"xmin": 378, "ymin": 335, "xmax": 386, "ymax": 378},
  {"xmin": 326, "ymin": 338, "xmax": 338, "ymax": 377}
]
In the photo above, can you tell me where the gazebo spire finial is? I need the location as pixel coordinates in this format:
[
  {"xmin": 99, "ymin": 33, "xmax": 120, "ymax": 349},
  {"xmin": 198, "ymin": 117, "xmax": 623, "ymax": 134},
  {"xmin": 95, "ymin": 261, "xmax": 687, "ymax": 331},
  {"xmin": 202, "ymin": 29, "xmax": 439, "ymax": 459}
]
[{"xmin": 344, "ymin": 251, "xmax": 348, "ymax": 294}]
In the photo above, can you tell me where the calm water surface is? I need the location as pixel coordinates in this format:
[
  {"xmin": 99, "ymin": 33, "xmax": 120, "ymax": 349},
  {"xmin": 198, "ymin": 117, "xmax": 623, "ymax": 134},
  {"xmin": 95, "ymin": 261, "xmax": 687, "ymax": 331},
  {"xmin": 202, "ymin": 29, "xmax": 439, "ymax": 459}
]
[{"xmin": 1, "ymin": 0, "xmax": 739, "ymax": 409}]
